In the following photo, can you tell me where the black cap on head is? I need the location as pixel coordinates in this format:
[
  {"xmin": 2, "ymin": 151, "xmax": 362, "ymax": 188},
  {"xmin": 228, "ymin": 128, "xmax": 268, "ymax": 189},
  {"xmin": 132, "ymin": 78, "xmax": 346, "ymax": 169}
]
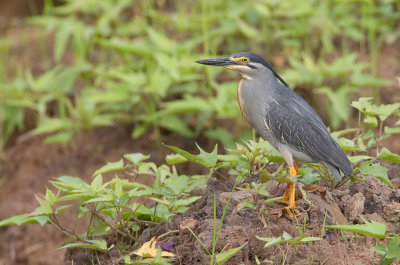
[{"xmin": 231, "ymin": 52, "xmax": 290, "ymax": 88}]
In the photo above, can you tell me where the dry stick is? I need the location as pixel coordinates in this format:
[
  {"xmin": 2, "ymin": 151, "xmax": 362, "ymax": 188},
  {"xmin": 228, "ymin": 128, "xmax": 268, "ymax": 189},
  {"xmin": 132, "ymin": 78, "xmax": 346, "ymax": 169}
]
[{"xmin": 50, "ymin": 215, "xmax": 83, "ymax": 242}]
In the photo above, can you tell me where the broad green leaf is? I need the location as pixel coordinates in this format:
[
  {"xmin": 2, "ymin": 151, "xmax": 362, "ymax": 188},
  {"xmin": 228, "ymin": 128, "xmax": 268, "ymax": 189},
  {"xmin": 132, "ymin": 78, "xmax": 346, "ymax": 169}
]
[
  {"xmin": 282, "ymin": 231, "xmax": 292, "ymax": 240},
  {"xmin": 124, "ymin": 153, "xmax": 151, "ymax": 164},
  {"xmin": 157, "ymin": 115, "xmax": 193, "ymax": 138},
  {"xmin": 384, "ymin": 126, "xmax": 400, "ymax": 135},
  {"xmin": 0, "ymin": 214, "xmax": 51, "ymax": 226},
  {"xmin": 44, "ymin": 131, "xmax": 72, "ymax": 145},
  {"xmin": 147, "ymin": 27, "xmax": 177, "ymax": 52},
  {"xmin": 351, "ymin": 98, "xmax": 400, "ymax": 121},
  {"xmin": 91, "ymin": 174, "xmax": 103, "ymax": 190},
  {"xmin": 328, "ymin": 220, "xmax": 387, "ymax": 238},
  {"xmin": 236, "ymin": 19, "xmax": 259, "ymax": 38},
  {"xmin": 165, "ymin": 153, "xmax": 188, "ymax": 165},
  {"xmin": 372, "ymin": 243, "xmax": 387, "ymax": 256},
  {"xmin": 299, "ymin": 167, "xmax": 321, "ymax": 185},
  {"xmin": 364, "ymin": 115, "xmax": 378, "ymax": 127},
  {"xmin": 93, "ymin": 159, "xmax": 125, "ymax": 176},
  {"xmin": 348, "ymin": 155, "xmax": 372, "ymax": 163},
  {"xmin": 51, "ymin": 176, "xmax": 91, "ymax": 193},
  {"xmin": 377, "ymin": 148, "xmax": 400, "ymax": 165},
  {"xmin": 57, "ymin": 239, "xmax": 108, "ymax": 251},
  {"xmin": 0, "ymin": 214, "xmax": 30, "ymax": 226},
  {"xmin": 164, "ymin": 175, "xmax": 189, "ymax": 194},
  {"xmin": 84, "ymin": 194, "xmax": 114, "ymax": 204},
  {"xmin": 351, "ymin": 97, "xmax": 375, "ymax": 112},
  {"xmin": 256, "ymin": 236, "xmax": 283, "ymax": 248},
  {"xmin": 128, "ymin": 188, "xmax": 153, "ymax": 198},
  {"xmin": 215, "ymin": 243, "xmax": 247, "ymax": 265},
  {"xmin": 95, "ymin": 37, "xmax": 153, "ymax": 56},
  {"xmin": 164, "ymin": 144, "xmax": 218, "ymax": 168},
  {"xmin": 360, "ymin": 161, "xmax": 393, "ymax": 188},
  {"xmin": 32, "ymin": 118, "xmax": 70, "ymax": 134},
  {"xmin": 387, "ymin": 236, "xmax": 400, "ymax": 259}
]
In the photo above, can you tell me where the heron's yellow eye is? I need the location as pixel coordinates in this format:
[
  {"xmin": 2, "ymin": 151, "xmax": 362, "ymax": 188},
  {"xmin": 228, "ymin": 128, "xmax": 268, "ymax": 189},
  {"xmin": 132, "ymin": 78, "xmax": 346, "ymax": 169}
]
[{"xmin": 242, "ymin": 57, "xmax": 249, "ymax": 63}]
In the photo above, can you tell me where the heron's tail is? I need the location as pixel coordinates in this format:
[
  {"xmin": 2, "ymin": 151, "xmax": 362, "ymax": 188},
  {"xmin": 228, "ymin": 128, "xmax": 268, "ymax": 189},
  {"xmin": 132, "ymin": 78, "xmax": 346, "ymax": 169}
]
[{"xmin": 324, "ymin": 161, "xmax": 352, "ymax": 182}]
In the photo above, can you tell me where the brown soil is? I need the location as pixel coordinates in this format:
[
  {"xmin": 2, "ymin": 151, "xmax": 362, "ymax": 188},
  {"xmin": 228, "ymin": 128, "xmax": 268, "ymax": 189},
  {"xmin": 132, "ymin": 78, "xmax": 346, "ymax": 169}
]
[{"xmin": 63, "ymin": 170, "xmax": 400, "ymax": 265}]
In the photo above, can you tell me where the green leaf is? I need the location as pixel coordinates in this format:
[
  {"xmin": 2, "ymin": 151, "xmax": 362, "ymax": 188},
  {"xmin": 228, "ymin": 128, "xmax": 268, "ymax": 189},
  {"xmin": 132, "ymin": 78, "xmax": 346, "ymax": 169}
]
[
  {"xmin": 164, "ymin": 144, "xmax": 218, "ymax": 168},
  {"xmin": 32, "ymin": 195, "xmax": 53, "ymax": 215},
  {"xmin": 93, "ymin": 159, "xmax": 125, "ymax": 176},
  {"xmin": 256, "ymin": 236, "xmax": 283, "ymax": 248},
  {"xmin": 377, "ymin": 148, "xmax": 400, "ymax": 165},
  {"xmin": 0, "ymin": 214, "xmax": 30, "ymax": 226},
  {"xmin": 372, "ymin": 243, "xmax": 387, "ymax": 256},
  {"xmin": 384, "ymin": 126, "xmax": 400, "ymax": 135},
  {"xmin": 128, "ymin": 188, "xmax": 153, "ymax": 198},
  {"xmin": 327, "ymin": 220, "xmax": 387, "ymax": 238},
  {"xmin": 32, "ymin": 118, "xmax": 70, "ymax": 135},
  {"xmin": 387, "ymin": 236, "xmax": 400, "ymax": 259},
  {"xmin": 91, "ymin": 174, "xmax": 103, "ymax": 190},
  {"xmin": 236, "ymin": 198, "xmax": 256, "ymax": 211},
  {"xmin": 298, "ymin": 237, "xmax": 321, "ymax": 243},
  {"xmin": 360, "ymin": 161, "xmax": 393, "ymax": 188},
  {"xmin": 57, "ymin": 239, "xmax": 108, "ymax": 251},
  {"xmin": 124, "ymin": 153, "xmax": 150, "ymax": 164},
  {"xmin": 157, "ymin": 115, "xmax": 193, "ymax": 138},
  {"xmin": 298, "ymin": 167, "xmax": 320, "ymax": 185},
  {"xmin": 351, "ymin": 98, "xmax": 400, "ymax": 121},
  {"xmin": 215, "ymin": 243, "xmax": 247, "ymax": 265},
  {"xmin": 123, "ymin": 255, "xmax": 133, "ymax": 265},
  {"xmin": 0, "ymin": 214, "xmax": 51, "ymax": 226},
  {"xmin": 165, "ymin": 153, "xmax": 188, "ymax": 165},
  {"xmin": 364, "ymin": 115, "xmax": 378, "ymax": 127},
  {"xmin": 348, "ymin": 155, "xmax": 372, "ymax": 163}
]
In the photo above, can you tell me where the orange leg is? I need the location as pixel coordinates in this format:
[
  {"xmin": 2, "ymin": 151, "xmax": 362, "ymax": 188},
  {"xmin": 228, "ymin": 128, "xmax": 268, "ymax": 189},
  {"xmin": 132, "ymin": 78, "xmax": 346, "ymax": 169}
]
[{"xmin": 271, "ymin": 162, "xmax": 300, "ymax": 216}]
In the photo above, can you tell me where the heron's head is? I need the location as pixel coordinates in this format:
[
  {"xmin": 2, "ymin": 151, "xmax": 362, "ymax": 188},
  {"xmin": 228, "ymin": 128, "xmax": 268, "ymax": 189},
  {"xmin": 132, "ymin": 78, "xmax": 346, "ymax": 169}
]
[{"xmin": 196, "ymin": 52, "xmax": 289, "ymax": 87}]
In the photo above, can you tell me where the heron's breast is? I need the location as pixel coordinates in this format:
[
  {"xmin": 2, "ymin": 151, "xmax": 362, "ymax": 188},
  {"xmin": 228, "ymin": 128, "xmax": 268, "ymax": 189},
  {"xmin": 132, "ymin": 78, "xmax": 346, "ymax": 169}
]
[
  {"xmin": 237, "ymin": 80, "xmax": 267, "ymax": 135},
  {"xmin": 237, "ymin": 80, "xmax": 249, "ymax": 122}
]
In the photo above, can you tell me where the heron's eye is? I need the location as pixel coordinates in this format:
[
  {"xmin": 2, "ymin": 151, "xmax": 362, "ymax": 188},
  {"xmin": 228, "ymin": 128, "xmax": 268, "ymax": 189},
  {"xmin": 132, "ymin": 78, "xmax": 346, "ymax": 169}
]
[{"xmin": 242, "ymin": 57, "xmax": 249, "ymax": 64}]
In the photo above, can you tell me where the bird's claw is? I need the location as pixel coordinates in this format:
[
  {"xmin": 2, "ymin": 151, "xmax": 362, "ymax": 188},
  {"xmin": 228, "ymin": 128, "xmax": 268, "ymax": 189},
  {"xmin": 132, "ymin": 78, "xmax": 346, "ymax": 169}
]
[{"xmin": 270, "ymin": 206, "xmax": 301, "ymax": 217}]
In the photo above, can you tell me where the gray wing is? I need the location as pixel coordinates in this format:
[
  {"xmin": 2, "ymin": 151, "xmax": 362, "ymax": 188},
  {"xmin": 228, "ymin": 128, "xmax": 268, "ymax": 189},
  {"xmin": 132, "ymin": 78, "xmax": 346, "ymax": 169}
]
[{"xmin": 265, "ymin": 86, "xmax": 352, "ymax": 179}]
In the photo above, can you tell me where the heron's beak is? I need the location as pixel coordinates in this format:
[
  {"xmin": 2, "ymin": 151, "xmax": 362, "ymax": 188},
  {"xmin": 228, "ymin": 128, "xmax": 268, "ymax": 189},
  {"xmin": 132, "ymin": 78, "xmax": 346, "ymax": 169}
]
[{"xmin": 196, "ymin": 57, "xmax": 239, "ymax": 67}]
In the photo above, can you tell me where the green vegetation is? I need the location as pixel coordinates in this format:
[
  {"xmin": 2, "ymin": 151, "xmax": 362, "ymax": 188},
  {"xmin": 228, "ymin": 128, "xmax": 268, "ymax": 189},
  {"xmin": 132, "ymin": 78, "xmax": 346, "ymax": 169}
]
[
  {"xmin": 1, "ymin": 0, "xmax": 399, "ymax": 149},
  {"xmin": 1, "ymin": 98, "xmax": 400, "ymax": 263}
]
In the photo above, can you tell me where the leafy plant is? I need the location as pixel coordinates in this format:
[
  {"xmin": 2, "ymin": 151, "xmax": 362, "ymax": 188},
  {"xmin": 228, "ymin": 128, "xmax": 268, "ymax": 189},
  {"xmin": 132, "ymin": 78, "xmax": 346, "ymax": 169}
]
[
  {"xmin": 0, "ymin": 152, "xmax": 208, "ymax": 261},
  {"xmin": 256, "ymin": 231, "xmax": 321, "ymax": 248},
  {"xmin": 372, "ymin": 235, "xmax": 400, "ymax": 265}
]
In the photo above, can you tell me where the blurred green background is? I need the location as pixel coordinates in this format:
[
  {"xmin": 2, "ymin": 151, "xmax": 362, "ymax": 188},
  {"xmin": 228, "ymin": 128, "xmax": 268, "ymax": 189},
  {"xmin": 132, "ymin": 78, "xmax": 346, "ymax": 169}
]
[{"xmin": 0, "ymin": 0, "xmax": 399, "ymax": 151}]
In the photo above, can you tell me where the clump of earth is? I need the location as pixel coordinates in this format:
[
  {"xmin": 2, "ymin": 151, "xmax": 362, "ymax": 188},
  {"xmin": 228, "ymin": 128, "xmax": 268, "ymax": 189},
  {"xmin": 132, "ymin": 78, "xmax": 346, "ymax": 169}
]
[{"xmin": 65, "ymin": 167, "xmax": 400, "ymax": 265}]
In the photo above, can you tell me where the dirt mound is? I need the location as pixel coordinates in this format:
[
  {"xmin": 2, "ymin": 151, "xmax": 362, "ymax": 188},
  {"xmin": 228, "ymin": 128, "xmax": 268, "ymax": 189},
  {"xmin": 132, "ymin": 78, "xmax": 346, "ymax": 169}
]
[{"xmin": 65, "ymin": 170, "xmax": 399, "ymax": 265}]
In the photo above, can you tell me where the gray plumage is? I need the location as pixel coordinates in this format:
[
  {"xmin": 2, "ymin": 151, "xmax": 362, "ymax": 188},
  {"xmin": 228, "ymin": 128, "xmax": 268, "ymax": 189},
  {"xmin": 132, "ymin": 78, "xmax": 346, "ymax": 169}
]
[{"xmin": 197, "ymin": 52, "xmax": 352, "ymax": 181}]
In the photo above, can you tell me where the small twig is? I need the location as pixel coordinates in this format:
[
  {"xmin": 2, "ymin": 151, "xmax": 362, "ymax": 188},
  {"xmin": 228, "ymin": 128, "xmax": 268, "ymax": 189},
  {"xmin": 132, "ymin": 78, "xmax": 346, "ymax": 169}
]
[
  {"xmin": 158, "ymin": 229, "xmax": 179, "ymax": 240},
  {"xmin": 89, "ymin": 206, "xmax": 136, "ymax": 242},
  {"xmin": 50, "ymin": 215, "xmax": 83, "ymax": 242}
]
